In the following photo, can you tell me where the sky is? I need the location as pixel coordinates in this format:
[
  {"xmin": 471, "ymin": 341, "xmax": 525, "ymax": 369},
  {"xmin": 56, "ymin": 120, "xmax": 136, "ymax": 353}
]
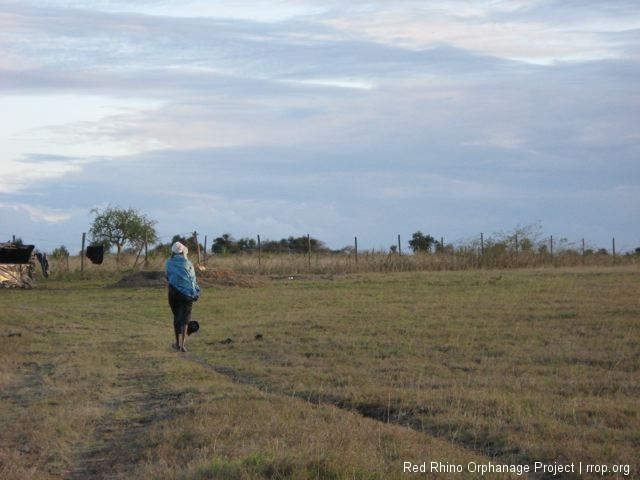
[{"xmin": 1, "ymin": 0, "xmax": 639, "ymax": 253}]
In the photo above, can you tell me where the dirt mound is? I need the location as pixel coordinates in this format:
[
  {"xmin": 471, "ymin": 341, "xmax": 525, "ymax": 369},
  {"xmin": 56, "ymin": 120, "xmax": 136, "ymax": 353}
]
[
  {"xmin": 111, "ymin": 269, "xmax": 265, "ymax": 288},
  {"xmin": 111, "ymin": 271, "xmax": 166, "ymax": 288}
]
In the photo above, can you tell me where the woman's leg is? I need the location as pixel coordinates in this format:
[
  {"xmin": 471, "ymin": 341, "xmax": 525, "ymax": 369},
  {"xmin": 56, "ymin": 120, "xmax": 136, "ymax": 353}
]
[
  {"xmin": 169, "ymin": 287, "xmax": 182, "ymax": 349},
  {"xmin": 180, "ymin": 321, "xmax": 189, "ymax": 351}
]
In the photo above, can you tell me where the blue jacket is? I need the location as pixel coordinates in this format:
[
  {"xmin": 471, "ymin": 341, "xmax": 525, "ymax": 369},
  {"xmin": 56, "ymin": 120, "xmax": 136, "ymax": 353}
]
[{"xmin": 166, "ymin": 254, "xmax": 201, "ymax": 300}]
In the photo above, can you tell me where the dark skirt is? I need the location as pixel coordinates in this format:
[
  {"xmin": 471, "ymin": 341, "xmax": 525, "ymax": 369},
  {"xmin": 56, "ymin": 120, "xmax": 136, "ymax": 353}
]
[{"xmin": 168, "ymin": 285, "xmax": 193, "ymax": 335}]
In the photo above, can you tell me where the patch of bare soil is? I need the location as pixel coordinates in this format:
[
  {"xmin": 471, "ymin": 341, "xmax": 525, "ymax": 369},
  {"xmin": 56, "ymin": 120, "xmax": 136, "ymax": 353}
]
[
  {"xmin": 110, "ymin": 271, "xmax": 166, "ymax": 288},
  {"xmin": 68, "ymin": 347, "xmax": 191, "ymax": 480}
]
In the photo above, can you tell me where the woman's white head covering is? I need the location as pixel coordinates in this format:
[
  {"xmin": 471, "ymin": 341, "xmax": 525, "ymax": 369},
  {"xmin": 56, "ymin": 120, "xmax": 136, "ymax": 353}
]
[{"xmin": 171, "ymin": 241, "xmax": 188, "ymax": 256}]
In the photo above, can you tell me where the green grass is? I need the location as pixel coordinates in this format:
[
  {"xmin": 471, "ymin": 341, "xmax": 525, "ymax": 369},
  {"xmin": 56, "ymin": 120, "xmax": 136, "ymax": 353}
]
[{"xmin": 1, "ymin": 267, "xmax": 638, "ymax": 479}]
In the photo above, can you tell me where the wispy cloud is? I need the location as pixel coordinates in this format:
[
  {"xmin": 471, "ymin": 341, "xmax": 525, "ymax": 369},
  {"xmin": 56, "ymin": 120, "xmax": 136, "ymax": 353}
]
[
  {"xmin": 0, "ymin": 202, "xmax": 72, "ymax": 223},
  {"xmin": 312, "ymin": 0, "xmax": 640, "ymax": 63}
]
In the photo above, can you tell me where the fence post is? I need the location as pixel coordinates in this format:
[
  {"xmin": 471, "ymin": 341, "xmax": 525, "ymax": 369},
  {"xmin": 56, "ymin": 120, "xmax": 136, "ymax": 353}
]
[
  {"xmin": 354, "ymin": 236, "xmax": 358, "ymax": 266},
  {"xmin": 582, "ymin": 238, "xmax": 585, "ymax": 265},
  {"xmin": 203, "ymin": 235, "xmax": 208, "ymax": 266},
  {"xmin": 397, "ymin": 234, "xmax": 402, "ymax": 256},
  {"xmin": 550, "ymin": 235, "xmax": 553, "ymax": 258},
  {"xmin": 612, "ymin": 237, "xmax": 616, "ymax": 265},
  {"xmin": 81, "ymin": 232, "xmax": 86, "ymax": 273},
  {"xmin": 480, "ymin": 232, "xmax": 484, "ymax": 258},
  {"xmin": 307, "ymin": 234, "xmax": 312, "ymax": 271},
  {"xmin": 193, "ymin": 231, "xmax": 201, "ymax": 265},
  {"xmin": 257, "ymin": 234, "xmax": 261, "ymax": 273}
]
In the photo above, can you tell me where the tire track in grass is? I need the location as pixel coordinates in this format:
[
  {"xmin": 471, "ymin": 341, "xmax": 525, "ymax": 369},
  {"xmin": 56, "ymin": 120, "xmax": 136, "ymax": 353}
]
[
  {"xmin": 0, "ymin": 361, "xmax": 61, "ymax": 476},
  {"xmin": 185, "ymin": 354, "xmax": 542, "ymax": 480},
  {"xmin": 67, "ymin": 345, "xmax": 189, "ymax": 480}
]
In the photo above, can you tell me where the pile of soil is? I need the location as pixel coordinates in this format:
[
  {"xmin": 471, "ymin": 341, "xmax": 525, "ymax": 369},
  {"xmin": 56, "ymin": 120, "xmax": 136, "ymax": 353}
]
[
  {"xmin": 110, "ymin": 271, "xmax": 166, "ymax": 288},
  {"xmin": 111, "ymin": 269, "xmax": 265, "ymax": 288}
]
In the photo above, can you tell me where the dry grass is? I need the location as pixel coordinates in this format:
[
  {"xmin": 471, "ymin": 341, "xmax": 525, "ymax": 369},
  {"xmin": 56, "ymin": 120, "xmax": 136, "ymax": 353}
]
[
  {"xmin": 1, "ymin": 267, "xmax": 638, "ymax": 479},
  {"xmin": 45, "ymin": 247, "xmax": 638, "ymax": 281},
  {"xmin": 195, "ymin": 267, "xmax": 639, "ymax": 475}
]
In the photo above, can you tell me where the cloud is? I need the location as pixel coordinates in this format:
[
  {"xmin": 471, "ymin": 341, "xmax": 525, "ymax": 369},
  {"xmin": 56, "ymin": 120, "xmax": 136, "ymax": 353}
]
[
  {"xmin": 309, "ymin": 0, "xmax": 640, "ymax": 64},
  {"xmin": 0, "ymin": 0, "xmax": 638, "ymax": 251},
  {"xmin": 0, "ymin": 202, "xmax": 72, "ymax": 223},
  {"xmin": 0, "ymin": 155, "xmax": 85, "ymax": 194}
]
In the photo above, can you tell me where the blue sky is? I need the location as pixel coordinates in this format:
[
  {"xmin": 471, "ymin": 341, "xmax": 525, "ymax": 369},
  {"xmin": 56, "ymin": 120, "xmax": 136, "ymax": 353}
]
[{"xmin": 1, "ymin": 0, "xmax": 639, "ymax": 252}]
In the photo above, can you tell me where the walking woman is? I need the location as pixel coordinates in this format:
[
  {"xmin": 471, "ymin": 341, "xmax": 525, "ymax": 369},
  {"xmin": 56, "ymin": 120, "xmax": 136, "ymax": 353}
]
[{"xmin": 166, "ymin": 241, "xmax": 200, "ymax": 352}]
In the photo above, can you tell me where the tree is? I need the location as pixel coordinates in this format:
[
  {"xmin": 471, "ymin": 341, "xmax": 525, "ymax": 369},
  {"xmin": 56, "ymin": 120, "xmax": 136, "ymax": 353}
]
[
  {"xmin": 237, "ymin": 237, "xmax": 257, "ymax": 252},
  {"xmin": 51, "ymin": 245, "xmax": 70, "ymax": 260},
  {"xmin": 498, "ymin": 223, "xmax": 544, "ymax": 252},
  {"xmin": 409, "ymin": 231, "xmax": 436, "ymax": 253},
  {"xmin": 89, "ymin": 206, "xmax": 158, "ymax": 262},
  {"xmin": 254, "ymin": 235, "xmax": 327, "ymax": 254},
  {"xmin": 212, "ymin": 233, "xmax": 235, "ymax": 255}
]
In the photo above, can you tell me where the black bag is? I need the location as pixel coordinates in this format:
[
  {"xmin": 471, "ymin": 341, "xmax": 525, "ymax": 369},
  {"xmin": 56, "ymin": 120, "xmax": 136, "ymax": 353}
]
[
  {"xmin": 187, "ymin": 320, "xmax": 200, "ymax": 336},
  {"xmin": 86, "ymin": 245, "xmax": 104, "ymax": 265}
]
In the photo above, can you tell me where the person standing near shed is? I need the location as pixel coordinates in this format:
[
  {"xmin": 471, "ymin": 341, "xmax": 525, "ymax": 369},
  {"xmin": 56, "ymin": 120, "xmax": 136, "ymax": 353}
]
[{"xmin": 166, "ymin": 241, "xmax": 200, "ymax": 352}]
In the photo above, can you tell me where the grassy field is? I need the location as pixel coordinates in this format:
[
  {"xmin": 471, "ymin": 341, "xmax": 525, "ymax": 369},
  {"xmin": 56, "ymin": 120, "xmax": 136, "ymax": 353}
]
[{"xmin": 0, "ymin": 267, "xmax": 638, "ymax": 479}]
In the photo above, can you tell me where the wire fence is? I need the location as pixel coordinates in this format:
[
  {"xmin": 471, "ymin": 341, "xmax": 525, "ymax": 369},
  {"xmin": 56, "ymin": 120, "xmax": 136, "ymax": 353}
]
[{"xmin": 7, "ymin": 230, "xmax": 636, "ymax": 279}]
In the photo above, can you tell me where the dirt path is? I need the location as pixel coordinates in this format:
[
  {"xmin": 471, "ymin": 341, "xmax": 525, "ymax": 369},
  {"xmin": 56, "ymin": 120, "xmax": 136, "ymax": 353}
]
[{"xmin": 66, "ymin": 343, "xmax": 188, "ymax": 480}]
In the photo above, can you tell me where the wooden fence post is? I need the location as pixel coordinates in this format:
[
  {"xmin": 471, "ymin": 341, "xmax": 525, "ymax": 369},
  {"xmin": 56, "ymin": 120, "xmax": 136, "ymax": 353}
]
[
  {"xmin": 204, "ymin": 236, "xmax": 208, "ymax": 266},
  {"xmin": 612, "ymin": 237, "xmax": 616, "ymax": 265},
  {"xmin": 81, "ymin": 232, "xmax": 86, "ymax": 273},
  {"xmin": 257, "ymin": 235, "xmax": 261, "ymax": 273},
  {"xmin": 354, "ymin": 236, "xmax": 358, "ymax": 266},
  {"xmin": 193, "ymin": 231, "xmax": 201, "ymax": 265}
]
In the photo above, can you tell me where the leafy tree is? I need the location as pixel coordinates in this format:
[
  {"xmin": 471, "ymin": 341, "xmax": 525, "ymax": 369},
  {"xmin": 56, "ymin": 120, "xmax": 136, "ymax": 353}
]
[
  {"xmin": 89, "ymin": 206, "xmax": 157, "ymax": 262},
  {"xmin": 51, "ymin": 245, "xmax": 70, "ymax": 259},
  {"xmin": 262, "ymin": 236, "xmax": 327, "ymax": 254},
  {"xmin": 498, "ymin": 223, "xmax": 544, "ymax": 252},
  {"xmin": 211, "ymin": 235, "xmax": 259, "ymax": 255},
  {"xmin": 435, "ymin": 240, "xmax": 454, "ymax": 254},
  {"xmin": 409, "ymin": 231, "xmax": 436, "ymax": 253},
  {"xmin": 237, "ymin": 237, "xmax": 257, "ymax": 252},
  {"xmin": 212, "ymin": 233, "xmax": 235, "ymax": 255},
  {"xmin": 260, "ymin": 238, "xmax": 287, "ymax": 254}
]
